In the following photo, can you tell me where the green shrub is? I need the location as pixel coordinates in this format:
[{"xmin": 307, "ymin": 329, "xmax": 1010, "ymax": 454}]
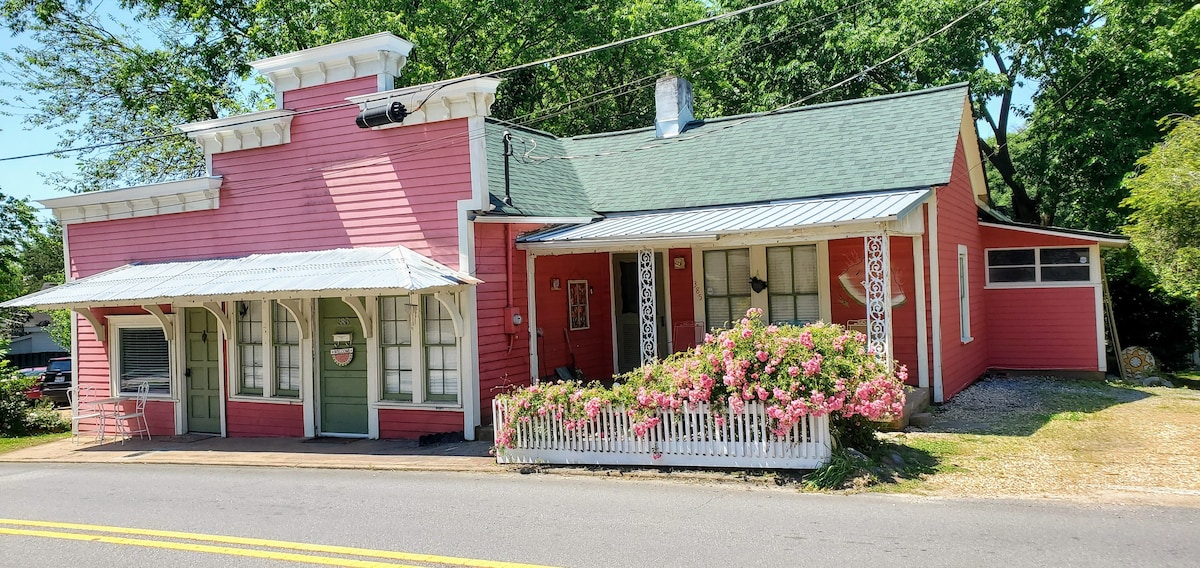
[{"xmin": 0, "ymin": 368, "xmax": 69, "ymax": 437}]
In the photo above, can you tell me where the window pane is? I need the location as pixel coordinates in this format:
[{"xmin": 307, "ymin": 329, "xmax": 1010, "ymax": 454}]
[
  {"xmin": 988, "ymin": 249, "xmax": 1035, "ymax": 266},
  {"xmin": 1040, "ymin": 248, "xmax": 1090, "ymax": 266},
  {"xmin": 988, "ymin": 267, "xmax": 1036, "ymax": 283},
  {"xmin": 768, "ymin": 298, "xmax": 795, "ymax": 324},
  {"xmin": 703, "ymin": 248, "xmax": 751, "ymax": 329},
  {"xmin": 380, "ymin": 296, "xmax": 413, "ymax": 401},
  {"xmin": 424, "ymin": 296, "xmax": 458, "ymax": 404},
  {"xmin": 237, "ymin": 300, "xmax": 263, "ymax": 394},
  {"xmin": 794, "ymin": 294, "xmax": 820, "ymax": 323},
  {"xmin": 705, "ymin": 299, "xmax": 731, "ymax": 329},
  {"xmin": 703, "ymin": 250, "xmax": 729, "ymax": 296},
  {"xmin": 766, "ymin": 247, "xmax": 793, "ymax": 293},
  {"xmin": 119, "ymin": 328, "xmax": 170, "ymax": 395},
  {"xmin": 767, "ymin": 245, "xmax": 819, "ymax": 325},
  {"xmin": 727, "ymin": 249, "xmax": 751, "ymax": 295},
  {"xmin": 1041, "ymin": 266, "xmax": 1090, "ymax": 282},
  {"xmin": 272, "ymin": 302, "xmax": 300, "ymax": 396}
]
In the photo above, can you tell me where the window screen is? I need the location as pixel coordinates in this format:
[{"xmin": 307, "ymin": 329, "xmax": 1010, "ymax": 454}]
[{"xmin": 118, "ymin": 328, "xmax": 170, "ymax": 395}]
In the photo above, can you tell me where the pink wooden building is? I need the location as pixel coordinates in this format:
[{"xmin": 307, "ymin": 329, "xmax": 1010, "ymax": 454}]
[{"xmin": 4, "ymin": 33, "xmax": 1127, "ymax": 441}]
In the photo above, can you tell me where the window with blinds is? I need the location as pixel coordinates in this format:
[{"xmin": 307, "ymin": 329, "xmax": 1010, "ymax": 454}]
[
  {"xmin": 237, "ymin": 300, "xmax": 263, "ymax": 395},
  {"xmin": 766, "ymin": 245, "xmax": 819, "ymax": 325},
  {"xmin": 380, "ymin": 295, "xmax": 414, "ymax": 402},
  {"xmin": 118, "ymin": 327, "xmax": 170, "ymax": 395},
  {"xmin": 423, "ymin": 297, "xmax": 459, "ymax": 403},
  {"xmin": 703, "ymin": 248, "xmax": 751, "ymax": 327},
  {"xmin": 272, "ymin": 302, "xmax": 301, "ymax": 398}
]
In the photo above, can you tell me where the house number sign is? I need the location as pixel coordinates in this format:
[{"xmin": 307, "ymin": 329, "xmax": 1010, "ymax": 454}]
[{"xmin": 331, "ymin": 333, "xmax": 354, "ymax": 366}]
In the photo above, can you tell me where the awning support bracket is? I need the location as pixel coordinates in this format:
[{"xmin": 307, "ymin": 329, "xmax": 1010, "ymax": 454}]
[
  {"xmin": 73, "ymin": 308, "xmax": 106, "ymax": 343},
  {"xmin": 340, "ymin": 296, "xmax": 374, "ymax": 339},
  {"xmin": 142, "ymin": 304, "xmax": 175, "ymax": 341},
  {"xmin": 277, "ymin": 299, "xmax": 310, "ymax": 339},
  {"xmin": 201, "ymin": 302, "xmax": 232, "ymax": 338},
  {"xmin": 434, "ymin": 291, "xmax": 465, "ymax": 338}
]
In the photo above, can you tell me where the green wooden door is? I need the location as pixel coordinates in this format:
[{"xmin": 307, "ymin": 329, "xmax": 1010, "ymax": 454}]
[
  {"xmin": 318, "ymin": 298, "xmax": 368, "ymax": 435},
  {"xmin": 185, "ymin": 308, "xmax": 221, "ymax": 434}
]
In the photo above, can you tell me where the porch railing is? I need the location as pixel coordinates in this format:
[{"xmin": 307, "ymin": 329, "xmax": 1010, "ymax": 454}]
[{"xmin": 492, "ymin": 400, "xmax": 832, "ymax": 469}]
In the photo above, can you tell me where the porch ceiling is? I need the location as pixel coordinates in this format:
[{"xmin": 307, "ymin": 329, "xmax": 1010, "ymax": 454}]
[
  {"xmin": 1, "ymin": 245, "xmax": 481, "ymax": 310},
  {"xmin": 518, "ymin": 187, "xmax": 931, "ymax": 247}
]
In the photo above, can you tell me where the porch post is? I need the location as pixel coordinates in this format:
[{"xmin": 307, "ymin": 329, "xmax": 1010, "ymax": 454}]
[
  {"xmin": 864, "ymin": 233, "xmax": 894, "ymax": 368},
  {"xmin": 638, "ymin": 249, "xmax": 657, "ymax": 367}
]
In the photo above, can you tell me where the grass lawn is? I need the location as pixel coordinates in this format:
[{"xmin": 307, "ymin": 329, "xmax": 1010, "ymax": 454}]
[
  {"xmin": 845, "ymin": 377, "xmax": 1200, "ymax": 502},
  {"xmin": 0, "ymin": 432, "xmax": 70, "ymax": 455}
]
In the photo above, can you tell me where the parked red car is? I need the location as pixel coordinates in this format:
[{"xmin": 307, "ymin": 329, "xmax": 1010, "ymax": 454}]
[{"xmin": 17, "ymin": 367, "xmax": 45, "ymax": 400}]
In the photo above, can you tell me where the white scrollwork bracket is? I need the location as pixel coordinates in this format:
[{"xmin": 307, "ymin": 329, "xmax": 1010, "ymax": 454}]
[
  {"xmin": 864, "ymin": 234, "xmax": 893, "ymax": 367},
  {"xmin": 638, "ymin": 249, "xmax": 657, "ymax": 367}
]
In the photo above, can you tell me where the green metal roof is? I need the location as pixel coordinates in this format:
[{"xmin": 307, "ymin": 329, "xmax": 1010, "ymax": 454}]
[{"xmin": 483, "ymin": 83, "xmax": 969, "ymax": 217}]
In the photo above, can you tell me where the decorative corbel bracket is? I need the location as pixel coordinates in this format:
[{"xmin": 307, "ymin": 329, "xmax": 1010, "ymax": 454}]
[
  {"xmin": 433, "ymin": 291, "xmax": 465, "ymax": 338},
  {"xmin": 340, "ymin": 296, "xmax": 374, "ymax": 339},
  {"xmin": 73, "ymin": 308, "xmax": 106, "ymax": 343},
  {"xmin": 142, "ymin": 305, "xmax": 176, "ymax": 340},
  {"xmin": 276, "ymin": 299, "xmax": 311, "ymax": 339},
  {"xmin": 201, "ymin": 302, "xmax": 232, "ymax": 338}
]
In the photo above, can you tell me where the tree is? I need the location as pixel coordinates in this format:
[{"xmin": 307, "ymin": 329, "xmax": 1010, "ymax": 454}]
[{"xmin": 1122, "ymin": 80, "xmax": 1200, "ymax": 301}]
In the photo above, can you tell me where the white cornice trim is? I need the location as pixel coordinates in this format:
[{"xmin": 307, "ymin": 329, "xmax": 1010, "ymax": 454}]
[
  {"xmin": 346, "ymin": 77, "xmax": 503, "ymax": 129},
  {"xmin": 178, "ymin": 109, "xmax": 295, "ymax": 155},
  {"xmin": 41, "ymin": 177, "xmax": 223, "ymax": 225},
  {"xmin": 250, "ymin": 32, "xmax": 413, "ymax": 93}
]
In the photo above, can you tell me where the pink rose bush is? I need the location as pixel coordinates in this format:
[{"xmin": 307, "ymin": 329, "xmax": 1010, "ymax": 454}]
[{"xmin": 494, "ymin": 308, "xmax": 906, "ymax": 451}]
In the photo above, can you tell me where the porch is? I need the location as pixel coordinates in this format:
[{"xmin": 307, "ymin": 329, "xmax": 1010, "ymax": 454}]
[{"xmin": 516, "ymin": 188, "xmax": 934, "ymax": 390}]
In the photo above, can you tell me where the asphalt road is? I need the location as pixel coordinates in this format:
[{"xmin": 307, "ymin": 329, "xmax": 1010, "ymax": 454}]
[{"xmin": 1, "ymin": 463, "xmax": 1197, "ymax": 567}]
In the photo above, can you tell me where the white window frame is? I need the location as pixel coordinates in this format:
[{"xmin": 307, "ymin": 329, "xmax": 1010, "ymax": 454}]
[
  {"xmin": 765, "ymin": 244, "xmax": 821, "ymax": 325},
  {"xmin": 958, "ymin": 244, "xmax": 973, "ymax": 344},
  {"xmin": 108, "ymin": 315, "xmax": 174, "ymax": 400},
  {"xmin": 694, "ymin": 240, "xmax": 831, "ymax": 331},
  {"xmin": 985, "ymin": 246, "xmax": 1097, "ymax": 288},
  {"xmin": 375, "ymin": 294, "xmax": 462, "ymax": 408},
  {"xmin": 229, "ymin": 300, "xmax": 304, "ymax": 404}
]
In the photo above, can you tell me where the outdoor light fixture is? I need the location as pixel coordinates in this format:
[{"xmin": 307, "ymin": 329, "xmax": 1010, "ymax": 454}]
[
  {"xmin": 356, "ymin": 101, "xmax": 409, "ymax": 128},
  {"xmin": 749, "ymin": 276, "xmax": 768, "ymax": 293}
]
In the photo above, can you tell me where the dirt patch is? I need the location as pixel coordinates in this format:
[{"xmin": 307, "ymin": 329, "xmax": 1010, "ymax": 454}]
[{"xmin": 895, "ymin": 377, "xmax": 1200, "ymax": 505}]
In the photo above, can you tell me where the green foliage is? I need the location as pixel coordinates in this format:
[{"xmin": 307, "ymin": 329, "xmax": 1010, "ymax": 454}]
[
  {"xmin": 803, "ymin": 447, "xmax": 867, "ymax": 489},
  {"xmin": 0, "ymin": 362, "xmax": 68, "ymax": 437},
  {"xmin": 46, "ymin": 309, "xmax": 71, "ymax": 352},
  {"xmin": 1121, "ymin": 76, "xmax": 1200, "ymax": 300},
  {"xmin": 1105, "ymin": 249, "xmax": 1199, "ymax": 370}
]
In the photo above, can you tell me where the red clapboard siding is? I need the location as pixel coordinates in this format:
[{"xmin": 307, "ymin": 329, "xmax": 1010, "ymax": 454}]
[
  {"xmin": 378, "ymin": 409, "xmax": 464, "ymax": 439},
  {"xmin": 828, "ymin": 237, "xmax": 920, "ymax": 385},
  {"xmin": 533, "ymin": 253, "xmax": 614, "ymax": 381},
  {"xmin": 934, "ymin": 138, "xmax": 989, "ymax": 400},
  {"xmin": 225, "ymin": 401, "xmax": 305, "ymax": 437},
  {"xmin": 667, "ymin": 248, "xmax": 696, "ymax": 352},
  {"xmin": 474, "ymin": 223, "xmax": 540, "ymax": 424},
  {"xmin": 985, "ymin": 288, "xmax": 1099, "ymax": 370}
]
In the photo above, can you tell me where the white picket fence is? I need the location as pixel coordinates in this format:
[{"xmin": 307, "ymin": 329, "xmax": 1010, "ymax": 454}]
[{"xmin": 492, "ymin": 400, "xmax": 832, "ymax": 469}]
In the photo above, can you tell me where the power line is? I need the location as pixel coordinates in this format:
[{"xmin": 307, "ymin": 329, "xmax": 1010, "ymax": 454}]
[{"xmin": 0, "ymin": 0, "xmax": 795, "ymax": 163}]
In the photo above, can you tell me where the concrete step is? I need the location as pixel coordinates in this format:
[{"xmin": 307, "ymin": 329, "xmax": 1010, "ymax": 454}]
[{"xmin": 884, "ymin": 387, "xmax": 931, "ymax": 431}]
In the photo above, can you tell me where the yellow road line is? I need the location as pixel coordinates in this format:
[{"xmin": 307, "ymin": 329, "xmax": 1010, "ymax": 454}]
[
  {"xmin": 0, "ymin": 519, "xmax": 558, "ymax": 568},
  {"xmin": 0, "ymin": 527, "xmax": 423, "ymax": 568}
]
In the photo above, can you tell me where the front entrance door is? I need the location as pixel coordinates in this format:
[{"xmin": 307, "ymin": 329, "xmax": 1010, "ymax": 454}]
[
  {"xmin": 318, "ymin": 298, "xmax": 368, "ymax": 435},
  {"xmin": 612, "ymin": 253, "xmax": 668, "ymax": 374},
  {"xmin": 184, "ymin": 308, "xmax": 221, "ymax": 434}
]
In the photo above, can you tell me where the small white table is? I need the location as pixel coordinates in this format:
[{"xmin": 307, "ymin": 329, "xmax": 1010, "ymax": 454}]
[{"xmin": 84, "ymin": 396, "xmax": 129, "ymax": 442}]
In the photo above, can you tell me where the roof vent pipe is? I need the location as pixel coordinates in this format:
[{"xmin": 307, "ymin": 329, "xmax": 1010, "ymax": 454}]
[{"xmin": 654, "ymin": 76, "xmax": 694, "ymax": 139}]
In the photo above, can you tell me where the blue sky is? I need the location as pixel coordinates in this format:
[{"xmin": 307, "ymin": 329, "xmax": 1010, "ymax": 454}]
[{"xmin": 0, "ymin": 9, "xmax": 1035, "ymax": 213}]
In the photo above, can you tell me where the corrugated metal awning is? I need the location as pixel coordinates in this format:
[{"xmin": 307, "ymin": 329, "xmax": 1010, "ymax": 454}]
[
  {"xmin": 518, "ymin": 187, "xmax": 930, "ymax": 245},
  {"xmin": 1, "ymin": 245, "xmax": 481, "ymax": 309}
]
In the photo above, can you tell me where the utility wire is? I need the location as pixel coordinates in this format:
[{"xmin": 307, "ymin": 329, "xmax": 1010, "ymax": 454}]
[{"xmin": 0, "ymin": 0, "xmax": 794, "ymax": 163}]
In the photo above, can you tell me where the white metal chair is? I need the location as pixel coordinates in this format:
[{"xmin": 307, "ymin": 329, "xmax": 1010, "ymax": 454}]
[
  {"xmin": 112, "ymin": 382, "xmax": 151, "ymax": 444},
  {"xmin": 66, "ymin": 385, "xmax": 103, "ymax": 444}
]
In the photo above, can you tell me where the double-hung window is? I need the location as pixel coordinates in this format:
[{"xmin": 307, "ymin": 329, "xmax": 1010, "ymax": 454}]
[
  {"xmin": 766, "ymin": 245, "xmax": 819, "ymax": 325},
  {"xmin": 703, "ymin": 249, "xmax": 751, "ymax": 327},
  {"xmin": 987, "ymin": 247, "xmax": 1092, "ymax": 285},
  {"xmin": 378, "ymin": 295, "xmax": 460, "ymax": 405},
  {"xmin": 958, "ymin": 244, "xmax": 972, "ymax": 343},
  {"xmin": 235, "ymin": 300, "xmax": 300, "ymax": 400}
]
